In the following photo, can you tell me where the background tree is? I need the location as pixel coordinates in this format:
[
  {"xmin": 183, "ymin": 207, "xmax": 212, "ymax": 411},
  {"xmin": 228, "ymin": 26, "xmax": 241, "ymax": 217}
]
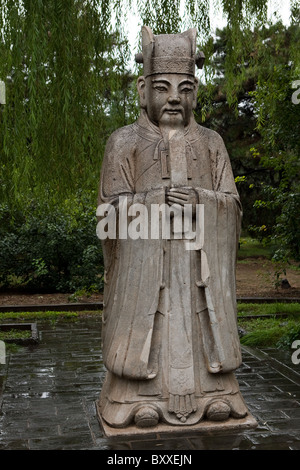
[
  {"xmin": 1, "ymin": 0, "xmax": 298, "ymax": 206},
  {"xmin": 249, "ymin": 15, "xmax": 300, "ymax": 262},
  {"xmin": 0, "ymin": 0, "xmax": 136, "ymax": 292},
  {"xmin": 196, "ymin": 17, "xmax": 300, "ymax": 248},
  {"xmin": 0, "ymin": 0, "xmax": 136, "ymax": 207}
]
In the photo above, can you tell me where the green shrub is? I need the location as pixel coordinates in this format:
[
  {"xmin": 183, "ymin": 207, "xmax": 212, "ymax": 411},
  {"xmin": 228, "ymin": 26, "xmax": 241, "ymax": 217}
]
[
  {"xmin": 276, "ymin": 324, "xmax": 300, "ymax": 350},
  {"xmin": 240, "ymin": 324, "xmax": 284, "ymax": 347},
  {"xmin": 239, "ymin": 317, "xmax": 300, "ymax": 349},
  {"xmin": 0, "ymin": 195, "xmax": 104, "ymax": 293},
  {"xmin": 0, "ymin": 329, "xmax": 32, "ymax": 341}
]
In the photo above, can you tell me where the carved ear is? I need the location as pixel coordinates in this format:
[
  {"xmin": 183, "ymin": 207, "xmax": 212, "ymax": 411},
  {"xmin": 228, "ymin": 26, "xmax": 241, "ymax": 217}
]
[
  {"xmin": 195, "ymin": 51, "xmax": 205, "ymax": 69},
  {"xmin": 137, "ymin": 76, "xmax": 147, "ymax": 108}
]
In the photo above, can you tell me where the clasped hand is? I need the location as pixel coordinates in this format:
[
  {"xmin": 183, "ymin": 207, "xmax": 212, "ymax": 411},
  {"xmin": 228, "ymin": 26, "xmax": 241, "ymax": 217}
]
[{"xmin": 166, "ymin": 187, "xmax": 197, "ymax": 215}]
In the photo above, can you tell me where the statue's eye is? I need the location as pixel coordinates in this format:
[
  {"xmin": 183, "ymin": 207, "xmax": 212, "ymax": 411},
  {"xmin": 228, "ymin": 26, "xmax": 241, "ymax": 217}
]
[
  {"xmin": 180, "ymin": 87, "xmax": 193, "ymax": 94},
  {"xmin": 153, "ymin": 85, "xmax": 168, "ymax": 92}
]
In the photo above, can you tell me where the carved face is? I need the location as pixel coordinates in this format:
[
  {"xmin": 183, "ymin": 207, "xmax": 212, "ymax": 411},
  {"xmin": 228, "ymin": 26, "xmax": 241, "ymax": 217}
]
[{"xmin": 137, "ymin": 73, "xmax": 199, "ymax": 128}]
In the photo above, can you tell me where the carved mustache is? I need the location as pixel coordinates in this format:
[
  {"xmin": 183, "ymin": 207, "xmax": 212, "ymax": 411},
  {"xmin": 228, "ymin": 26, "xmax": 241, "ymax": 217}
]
[{"xmin": 159, "ymin": 105, "xmax": 185, "ymax": 119}]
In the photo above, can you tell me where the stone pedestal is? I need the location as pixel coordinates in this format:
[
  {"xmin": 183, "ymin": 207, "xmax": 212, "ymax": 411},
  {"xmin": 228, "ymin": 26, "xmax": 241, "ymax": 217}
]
[{"xmin": 96, "ymin": 401, "xmax": 257, "ymax": 438}]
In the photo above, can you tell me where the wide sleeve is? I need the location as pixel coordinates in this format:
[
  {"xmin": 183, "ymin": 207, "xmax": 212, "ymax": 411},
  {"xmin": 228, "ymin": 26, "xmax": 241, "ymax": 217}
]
[
  {"xmin": 194, "ymin": 130, "xmax": 243, "ymax": 373},
  {"xmin": 97, "ymin": 126, "xmax": 166, "ymax": 380}
]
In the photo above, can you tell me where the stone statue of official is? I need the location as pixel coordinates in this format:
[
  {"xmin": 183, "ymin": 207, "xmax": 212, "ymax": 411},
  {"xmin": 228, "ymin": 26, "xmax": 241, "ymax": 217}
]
[{"xmin": 96, "ymin": 26, "xmax": 257, "ymax": 434}]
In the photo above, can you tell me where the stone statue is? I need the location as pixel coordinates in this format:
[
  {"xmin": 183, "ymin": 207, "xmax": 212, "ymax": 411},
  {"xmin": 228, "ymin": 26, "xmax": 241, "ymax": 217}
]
[{"xmin": 96, "ymin": 26, "xmax": 257, "ymax": 435}]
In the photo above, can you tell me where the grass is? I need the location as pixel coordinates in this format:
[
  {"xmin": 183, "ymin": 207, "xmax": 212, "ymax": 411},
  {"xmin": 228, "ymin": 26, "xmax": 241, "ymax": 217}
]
[
  {"xmin": 0, "ymin": 311, "xmax": 102, "ymax": 352},
  {"xmin": 0, "ymin": 310, "xmax": 101, "ymax": 322},
  {"xmin": 237, "ymin": 302, "xmax": 300, "ymax": 349},
  {"xmin": 0, "ymin": 329, "xmax": 32, "ymax": 341},
  {"xmin": 238, "ymin": 237, "xmax": 273, "ymax": 260},
  {"xmin": 237, "ymin": 302, "xmax": 300, "ymax": 317},
  {"xmin": 238, "ymin": 317, "xmax": 300, "ymax": 349}
]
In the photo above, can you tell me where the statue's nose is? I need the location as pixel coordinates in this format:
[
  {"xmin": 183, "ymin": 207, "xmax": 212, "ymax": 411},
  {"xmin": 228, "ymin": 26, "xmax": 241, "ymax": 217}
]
[{"xmin": 168, "ymin": 95, "xmax": 180, "ymax": 104}]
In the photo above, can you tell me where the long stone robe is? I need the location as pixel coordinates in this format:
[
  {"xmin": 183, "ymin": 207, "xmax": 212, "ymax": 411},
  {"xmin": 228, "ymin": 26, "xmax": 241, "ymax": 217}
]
[{"xmin": 97, "ymin": 110, "xmax": 247, "ymax": 427}]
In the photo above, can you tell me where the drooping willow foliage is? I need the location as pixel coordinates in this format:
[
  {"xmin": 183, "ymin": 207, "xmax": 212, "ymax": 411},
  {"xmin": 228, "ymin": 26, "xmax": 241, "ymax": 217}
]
[
  {"xmin": 0, "ymin": 0, "xmax": 134, "ymax": 205},
  {"xmin": 0, "ymin": 0, "xmax": 299, "ymax": 207}
]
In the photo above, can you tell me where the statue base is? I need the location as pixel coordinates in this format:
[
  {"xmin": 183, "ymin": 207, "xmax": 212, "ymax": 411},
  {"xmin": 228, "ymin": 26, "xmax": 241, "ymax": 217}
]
[{"xmin": 96, "ymin": 401, "xmax": 257, "ymax": 438}]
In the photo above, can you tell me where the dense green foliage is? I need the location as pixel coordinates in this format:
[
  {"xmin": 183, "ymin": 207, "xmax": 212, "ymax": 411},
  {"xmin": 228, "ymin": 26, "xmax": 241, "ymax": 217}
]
[
  {"xmin": 0, "ymin": 0, "xmax": 136, "ymax": 204},
  {"xmin": 249, "ymin": 59, "xmax": 300, "ymax": 262},
  {"xmin": 0, "ymin": 193, "xmax": 102, "ymax": 292},
  {"xmin": 197, "ymin": 17, "xmax": 300, "ymax": 261},
  {"xmin": 1, "ymin": 0, "xmax": 298, "ymax": 204}
]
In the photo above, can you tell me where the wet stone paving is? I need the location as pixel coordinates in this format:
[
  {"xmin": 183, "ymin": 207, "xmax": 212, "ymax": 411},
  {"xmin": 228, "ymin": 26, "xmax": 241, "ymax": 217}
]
[{"xmin": 0, "ymin": 317, "xmax": 299, "ymax": 451}]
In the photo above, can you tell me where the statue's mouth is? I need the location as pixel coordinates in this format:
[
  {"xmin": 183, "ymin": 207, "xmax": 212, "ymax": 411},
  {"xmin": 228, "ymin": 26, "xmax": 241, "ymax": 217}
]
[
  {"xmin": 158, "ymin": 106, "xmax": 185, "ymax": 123},
  {"xmin": 164, "ymin": 109, "xmax": 182, "ymax": 115}
]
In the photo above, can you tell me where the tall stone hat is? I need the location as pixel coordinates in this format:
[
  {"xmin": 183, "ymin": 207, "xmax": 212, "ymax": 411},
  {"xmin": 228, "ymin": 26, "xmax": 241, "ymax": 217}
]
[{"xmin": 135, "ymin": 26, "xmax": 205, "ymax": 77}]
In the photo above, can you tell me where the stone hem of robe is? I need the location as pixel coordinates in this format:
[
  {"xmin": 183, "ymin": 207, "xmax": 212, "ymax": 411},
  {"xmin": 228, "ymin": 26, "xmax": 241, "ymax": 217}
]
[{"xmin": 98, "ymin": 370, "xmax": 249, "ymax": 427}]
